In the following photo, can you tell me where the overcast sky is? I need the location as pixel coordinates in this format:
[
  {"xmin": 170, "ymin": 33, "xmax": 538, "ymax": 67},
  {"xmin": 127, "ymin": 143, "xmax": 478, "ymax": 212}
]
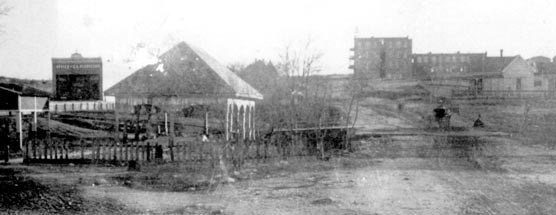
[{"xmin": 1, "ymin": 0, "xmax": 556, "ymax": 89}]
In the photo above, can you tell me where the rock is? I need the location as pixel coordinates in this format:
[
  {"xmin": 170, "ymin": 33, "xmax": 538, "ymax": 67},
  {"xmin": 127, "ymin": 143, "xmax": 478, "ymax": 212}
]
[
  {"xmin": 224, "ymin": 177, "xmax": 236, "ymax": 183},
  {"xmin": 93, "ymin": 177, "xmax": 108, "ymax": 186},
  {"xmin": 68, "ymin": 163, "xmax": 75, "ymax": 167},
  {"xmin": 311, "ymin": 197, "xmax": 334, "ymax": 205},
  {"xmin": 211, "ymin": 209, "xmax": 224, "ymax": 215},
  {"xmin": 195, "ymin": 175, "xmax": 208, "ymax": 184}
]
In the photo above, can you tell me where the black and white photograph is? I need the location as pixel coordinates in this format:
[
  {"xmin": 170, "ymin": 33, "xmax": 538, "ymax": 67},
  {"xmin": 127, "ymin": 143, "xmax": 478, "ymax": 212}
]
[{"xmin": 1, "ymin": 0, "xmax": 556, "ymax": 214}]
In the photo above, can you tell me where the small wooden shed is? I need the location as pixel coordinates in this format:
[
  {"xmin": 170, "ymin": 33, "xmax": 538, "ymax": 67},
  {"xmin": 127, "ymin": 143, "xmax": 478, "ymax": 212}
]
[{"xmin": 0, "ymin": 83, "xmax": 50, "ymax": 149}]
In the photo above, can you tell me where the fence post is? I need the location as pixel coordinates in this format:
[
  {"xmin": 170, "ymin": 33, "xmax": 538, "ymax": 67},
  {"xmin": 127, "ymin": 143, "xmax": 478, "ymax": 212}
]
[
  {"xmin": 174, "ymin": 142, "xmax": 180, "ymax": 161},
  {"xmin": 64, "ymin": 140, "xmax": 69, "ymax": 160},
  {"xmin": 146, "ymin": 142, "xmax": 151, "ymax": 162},
  {"xmin": 43, "ymin": 140, "xmax": 48, "ymax": 160},
  {"xmin": 53, "ymin": 139, "xmax": 58, "ymax": 160},
  {"xmin": 170, "ymin": 140, "xmax": 175, "ymax": 162},
  {"xmin": 182, "ymin": 141, "xmax": 186, "ymax": 162},
  {"xmin": 113, "ymin": 141, "xmax": 117, "ymax": 161},
  {"xmin": 141, "ymin": 144, "xmax": 144, "ymax": 161},
  {"xmin": 188, "ymin": 141, "xmax": 193, "ymax": 162},
  {"xmin": 101, "ymin": 142, "xmax": 105, "ymax": 161},
  {"xmin": 119, "ymin": 141, "xmax": 123, "ymax": 162},
  {"xmin": 32, "ymin": 137, "xmax": 37, "ymax": 159},
  {"xmin": 125, "ymin": 141, "xmax": 129, "ymax": 161},
  {"xmin": 80, "ymin": 140, "xmax": 84, "ymax": 159},
  {"xmin": 135, "ymin": 141, "xmax": 139, "ymax": 161}
]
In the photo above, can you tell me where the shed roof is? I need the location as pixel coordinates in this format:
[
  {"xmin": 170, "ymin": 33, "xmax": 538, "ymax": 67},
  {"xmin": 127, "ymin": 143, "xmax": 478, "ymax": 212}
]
[
  {"xmin": 0, "ymin": 83, "xmax": 51, "ymax": 97},
  {"xmin": 105, "ymin": 42, "xmax": 263, "ymax": 100}
]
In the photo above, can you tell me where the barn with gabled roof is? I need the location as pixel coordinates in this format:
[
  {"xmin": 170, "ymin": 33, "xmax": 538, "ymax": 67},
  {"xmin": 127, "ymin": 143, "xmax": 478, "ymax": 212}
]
[{"xmin": 105, "ymin": 42, "xmax": 263, "ymax": 140}]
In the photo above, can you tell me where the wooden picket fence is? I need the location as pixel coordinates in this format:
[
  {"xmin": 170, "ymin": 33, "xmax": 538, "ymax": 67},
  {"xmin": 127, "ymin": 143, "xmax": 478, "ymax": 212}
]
[{"xmin": 23, "ymin": 136, "xmax": 317, "ymax": 166}]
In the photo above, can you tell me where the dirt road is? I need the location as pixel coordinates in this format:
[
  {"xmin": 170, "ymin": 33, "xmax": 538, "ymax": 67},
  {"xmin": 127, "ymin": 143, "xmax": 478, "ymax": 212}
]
[{"xmin": 76, "ymin": 134, "xmax": 556, "ymax": 215}]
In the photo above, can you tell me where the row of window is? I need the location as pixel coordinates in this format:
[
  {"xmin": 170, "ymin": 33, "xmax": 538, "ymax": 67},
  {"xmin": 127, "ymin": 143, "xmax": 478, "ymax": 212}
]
[
  {"xmin": 426, "ymin": 66, "xmax": 468, "ymax": 73},
  {"xmin": 357, "ymin": 40, "xmax": 410, "ymax": 49},
  {"xmin": 414, "ymin": 55, "xmax": 472, "ymax": 64},
  {"xmin": 356, "ymin": 51, "xmax": 410, "ymax": 59},
  {"xmin": 357, "ymin": 61, "xmax": 409, "ymax": 70}
]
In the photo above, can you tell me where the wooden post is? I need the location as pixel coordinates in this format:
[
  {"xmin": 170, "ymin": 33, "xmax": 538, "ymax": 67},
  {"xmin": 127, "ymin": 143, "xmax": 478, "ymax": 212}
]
[
  {"xmin": 64, "ymin": 140, "xmax": 68, "ymax": 160},
  {"xmin": 164, "ymin": 112, "xmax": 168, "ymax": 136},
  {"xmin": 125, "ymin": 141, "xmax": 129, "ymax": 161},
  {"xmin": 225, "ymin": 103, "xmax": 229, "ymax": 140},
  {"xmin": 188, "ymin": 141, "xmax": 192, "ymax": 161},
  {"xmin": 80, "ymin": 140, "xmax": 84, "ymax": 159},
  {"xmin": 53, "ymin": 139, "xmax": 58, "ymax": 159},
  {"xmin": 199, "ymin": 141, "xmax": 205, "ymax": 162},
  {"xmin": 48, "ymin": 140, "xmax": 53, "ymax": 159},
  {"xmin": 139, "ymin": 141, "xmax": 143, "ymax": 161},
  {"xmin": 114, "ymin": 107, "xmax": 120, "ymax": 144},
  {"xmin": 146, "ymin": 142, "xmax": 151, "ymax": 162},
  {"xmin": 113, "ymin": 141, "xmax": 117, "ymax": 161},
  {"xmin": 182, "ymin": 141, "xmax": 186, "ymax": 162},
  {"xmin": 44, "ymin": 141, "xmax": 48, "ymax": 159},
  {"xmin": 169, "ymin": 111, "xmax": 175, "ymax": 162},
  {"xmin": 204, "ymin": 111, "xmax": 209, "ymax": 135},
  {"xmin": 175, "ymin": 141, "xmax": 180, "ymax": 161},
  {"xmin": 135, "ymin": 141, "xmax": 139, "ymax": 161},
  {"xmin": 119, "ymin": 141, "xmax": 123, "ymax": 162},
  {"xmin": 101, "ymin": 142, "xmax": 105, "ymax": 161}
]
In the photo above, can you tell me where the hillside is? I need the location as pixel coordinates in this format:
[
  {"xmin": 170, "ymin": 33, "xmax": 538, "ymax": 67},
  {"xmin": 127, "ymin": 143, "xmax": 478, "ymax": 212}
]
[{"xmin": 0, "ymin": 76, "xmax": 52, "ymax": 93}]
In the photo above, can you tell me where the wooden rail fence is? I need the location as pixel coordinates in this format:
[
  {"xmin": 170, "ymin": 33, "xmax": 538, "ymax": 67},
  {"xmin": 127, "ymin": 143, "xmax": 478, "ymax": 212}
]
[{"xmin": 23, "ymin": 137, "xmax": 316, "ymax": 165}]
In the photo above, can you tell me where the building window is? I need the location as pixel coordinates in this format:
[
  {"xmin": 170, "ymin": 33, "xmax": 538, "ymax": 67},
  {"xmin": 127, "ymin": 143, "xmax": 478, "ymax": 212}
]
[
  {"xmin": 534, "ymin": 80, "xmax": 542, "ymax": 87},
  {"xmin": 516, "ymin": 78, "xmax": 522, "ymax": 90},
  {"xmin": 431, "ymin": 56, "xmax": 437, "ymax": 63}
]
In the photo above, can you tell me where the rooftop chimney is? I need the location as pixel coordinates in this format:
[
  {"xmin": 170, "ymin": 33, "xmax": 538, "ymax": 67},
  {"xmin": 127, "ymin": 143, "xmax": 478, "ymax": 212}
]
[{"xmin": 500, "ymin": 49, "xmax": 504, "ymax": 57}]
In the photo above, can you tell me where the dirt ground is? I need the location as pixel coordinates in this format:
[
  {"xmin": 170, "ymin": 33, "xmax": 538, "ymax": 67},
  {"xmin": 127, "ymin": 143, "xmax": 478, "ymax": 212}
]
[
  {"xmin": 6, "ymin": 133, "xmax": 556, "ymax": 215},
  {"xmin": 4, "ymin": 94, "xmax": 556, "ymax": 214}
]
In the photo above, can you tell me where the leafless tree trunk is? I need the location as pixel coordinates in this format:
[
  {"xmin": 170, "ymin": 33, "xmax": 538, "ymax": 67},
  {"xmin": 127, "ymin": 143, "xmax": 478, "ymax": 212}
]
[{"xmin": 344, "ymin": 75, "xmax": 363, "ymax": 151}]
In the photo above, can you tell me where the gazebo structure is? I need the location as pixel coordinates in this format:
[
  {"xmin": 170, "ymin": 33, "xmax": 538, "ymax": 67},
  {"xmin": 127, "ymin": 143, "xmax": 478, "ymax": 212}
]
[
  {"xmin": 105, "ymin": 42, "xmax": 263, "ymax": 140},
  {"xmin": 0, "ymin": 83, "xmax": 50, "ymax": 149}
]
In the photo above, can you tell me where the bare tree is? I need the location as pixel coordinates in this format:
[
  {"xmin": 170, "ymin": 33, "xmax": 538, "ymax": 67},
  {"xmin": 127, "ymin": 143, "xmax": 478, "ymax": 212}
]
[
  {"xmin": 343, "ymin": 74, "xmax": 363, "ymax": 151},
  {"xmin": 227, "ymin": 62, "xmax": 246, "ymax": 74}
]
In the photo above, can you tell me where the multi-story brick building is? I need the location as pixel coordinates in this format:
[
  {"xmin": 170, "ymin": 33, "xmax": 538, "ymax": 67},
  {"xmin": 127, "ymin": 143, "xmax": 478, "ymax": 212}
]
[
  {"xmin": 412, "ymin": 52, "xmax": 487, "ymax": 80},
  {"xmin": 52, "ymin": 53, "xmax": 103, "ymax": 101},
  {"xmin": 350, "ymin": 37, "xmax": 412, "ymax": 80}
]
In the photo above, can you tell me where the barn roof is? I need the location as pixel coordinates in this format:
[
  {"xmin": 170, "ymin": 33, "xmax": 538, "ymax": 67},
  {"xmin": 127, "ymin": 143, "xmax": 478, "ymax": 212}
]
[
  {"xmin": 485, "ymin": 56, "xmax": 517, "ymax": 73},
  {"xmin": 105, "ymin": 42, "xmax": 263, "ymax": 100}
]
